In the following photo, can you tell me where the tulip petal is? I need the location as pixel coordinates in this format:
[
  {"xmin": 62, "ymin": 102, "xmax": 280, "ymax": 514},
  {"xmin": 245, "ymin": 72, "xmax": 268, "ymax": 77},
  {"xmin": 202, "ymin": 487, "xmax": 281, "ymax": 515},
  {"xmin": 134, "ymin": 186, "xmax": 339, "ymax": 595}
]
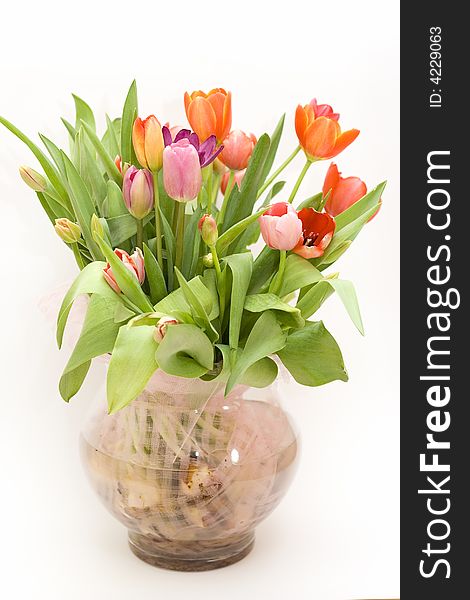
[
  {"xmin": 322, "ymin": 163, "xmax": 341, "ymax": 197},
  {"xmin": 187, "ymin": 97, "xmax": 217, "ymax": 141},
  {"xmin": 295, "ymin": 105, "xmax": 308, "ymax": 146},
  {"xmin": 304, "ymin": 117, "xmax": 339, "ymax": 159},
  {"xmin": 144, "ymin": 117, "xmax": 164, "ymax": 171},
  {"xmin": 330, "ymin": 128, "xmax": 360, "ymax": 158},
  {"xmin": 162, "ymin": 126, "xmax": 173, "ymax": 147},
  {"xmin": 132, "ymin": 118, "xmax": 147, "ymax": 168}
]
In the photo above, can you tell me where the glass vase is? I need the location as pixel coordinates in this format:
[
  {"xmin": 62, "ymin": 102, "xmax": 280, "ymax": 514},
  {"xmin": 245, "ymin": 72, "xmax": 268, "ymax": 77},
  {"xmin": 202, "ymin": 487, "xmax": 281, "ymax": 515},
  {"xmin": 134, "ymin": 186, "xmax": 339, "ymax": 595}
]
[{"xmin": 80, "ymin": 370, "xmax": 299, "ymax": 571}]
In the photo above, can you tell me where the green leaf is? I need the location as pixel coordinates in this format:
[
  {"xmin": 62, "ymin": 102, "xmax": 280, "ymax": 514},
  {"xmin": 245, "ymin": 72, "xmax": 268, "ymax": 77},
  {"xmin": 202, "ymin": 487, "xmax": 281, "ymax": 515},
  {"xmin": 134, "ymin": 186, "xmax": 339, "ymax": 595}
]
[
  {"xmin": 94, "ymin": 235, "xmax": 154, "ymax": 313},
  {"xmin": 226, "ymin": 310, "xmax": 287, "ymax": 394},
  {"xmin": 36, "ymin": 192, "xmax": 58, "ymax": 223},
  {"xmin": 258, "ymin": 113, "xmax": 285, "ymax": 185},
  {"xmin": 244, "ymin": 293, "xmax": 304, "ymax": 328},
  {"xmin": 182, "ymin": 204, "xmax": 203, "ymax": 279},
  {"xmin": 39, "ymin": 134, "xmax": 66, "ymax": 176},
  {"xmin": 102, "ymin": 115, "xmax": 121, "ymax": 158},
  {"xmin": 279, "ymin": 254, "xmax": 323, "ymax": 297},
  {"xmin": 73, "ymin": 94, "xmax": 95, "ymax": 131},
  {"xmin": 121, "ymin": 80, "xmax": 138, "ymax": 165},
  {"xmin": 216, "ymin": 206, "xmax": 266, "ymax": 255},
  {"xmin": 175, "ymin": 268, "xmax": 218, "ymax": 342},
  {"xmin": 61, "ymin": 151, "xmax": 103, "ymax": 260},
  {"xmin": 76, "ymin": 131, "xmax": 107, "ymax": 209},
  {"xmin": 298, "ymin": 192, "xmax": 323, "ymax": 211},
  {"xmin": 334, "ymin": 181, "xmax": 386, "ymax": 232},
  {"xmin": 278, "ymin": 321, "xmax": 348, "ymax": 386},
  {"xmin": 59, "ymin": 362, "xmax": 90, "ymax": 405},
  {"xmin": 56, "ymin": 261, "xmax": 116, "ymax": 347},
  {"xmin": 217, "ymin": 345, "xmax": 278, "ymax": 389},
  {"xmin": 241, "ymin": 356, "xmax": 279, "ymax": 388},
  {"xmin": 296, "ymin": 278, "xmax": 336, "ymax": 319},
  {"xmin": 143, "ymin": 243, "xmax": 167, "ymax": 304},
  {"xmin": 159, "ymin": 208, "xmax": 175, "ymax": 290},
  {"xmin": 154, "ymin": 274, "xmax": 218, "ymax": 320},
  {"xmin": 155, "ymin": 324, "xmax": 214, "ymax": 379},
  {"xmin": 107, "ymin": 213, "xmax": 151, "ymax": 246},
  {"xmin": 103, "ymin": 180, "xmax": 127, "ymax": 218},
  {"xmin": 81, "ymin": 120, "xmax": 122, "ymax": 185},
  {"xmin": 107, "ymin": 324, "xmax": 158, "ymax": 413},
  {"xmin": 224, "ymin": 253, "xmax": 253, "ymax": 350},
  {"xmin": 0, "ymin": 115, "xmax": 69, "ymax": 202},
  {"xmin": 61, "ymin": 117, "xmax": 76, "ymax": 139},
  {"xmin": 325, "ymin": 279, "xmax": 364, "ymax": 335},
  {"xmin": 221, "ymin": 134, "xmax": 271, "ymax": 232},
  {"xmin": 59, "ymin": 294, "xmax": 122, "ymax": 401},
  {"xmin": 248, "ymin": 246, "xmax": 278, "ymax": 294},
  {"xmin": 264, "ymin": 179, "xmax": 286, "ymax": 202},
  {"xmin": 314, "ymin": 204, "xmax": 380, "ymax": 269}
]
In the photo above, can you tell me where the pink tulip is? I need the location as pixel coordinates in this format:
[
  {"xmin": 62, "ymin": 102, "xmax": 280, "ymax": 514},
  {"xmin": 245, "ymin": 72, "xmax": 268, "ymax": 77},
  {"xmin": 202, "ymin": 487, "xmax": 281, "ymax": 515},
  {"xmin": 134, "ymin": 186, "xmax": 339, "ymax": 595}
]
[
  {"xmin": 259, "ymin": 202, "xmax": 303, "ymax": 251},
  {"xmin": 322, "ymin": 163, "xmax": 367, "ymax": 217},
  {"xmin": 122, "ymin": 166, "xmax": 154, "ymax": 220},
  {"xmin": 163, "ymin": 138, "xmax": 202, "ymax": 202},
  {"xmin": 219, "ymin": 130, "xmax": 257, "ymax": 171},
  {"xmin": 221, "ymin": 169, "xmax": 245, "ymax": 195},
  {"xmin": 103, "ymin": 248, "xmax": 145, "ymax": 294}
]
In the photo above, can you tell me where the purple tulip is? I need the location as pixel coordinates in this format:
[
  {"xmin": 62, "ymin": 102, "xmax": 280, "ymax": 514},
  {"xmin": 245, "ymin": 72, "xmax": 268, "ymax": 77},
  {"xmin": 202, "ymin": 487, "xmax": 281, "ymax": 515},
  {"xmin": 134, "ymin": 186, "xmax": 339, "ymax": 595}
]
[
  {"xmin": 122, "ymin": 166, "xmax": 154, "ymax": 220},
  {"xmin": 163, "ymin": 139, "xmax": 202, "ymax": 202},
  {"xmin": 162, "ymin": 126, "xmax": 223, "ymax": 168}
]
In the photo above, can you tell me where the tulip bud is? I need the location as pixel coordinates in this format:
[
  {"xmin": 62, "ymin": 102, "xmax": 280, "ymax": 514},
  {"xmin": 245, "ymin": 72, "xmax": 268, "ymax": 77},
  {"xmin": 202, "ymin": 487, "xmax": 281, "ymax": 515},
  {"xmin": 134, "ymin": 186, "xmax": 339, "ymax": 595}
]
[
  {"xmin": 54, "ymin": 218, "xmax": 81, "ymax": 244},
  {"xmin": 202, "ymin": 253, "xmax": 214, "ymax": 268},
  {"xmin": 163, "ymin": 139, "xmax": 202, "ymax": 202},
  {"xmin": 122, "ymin": 166, "xmax": 154, "ymax": 219},
  {"xmin": 19, "ymin": 166, "xmax": 47, "ymax": 192},
  {"xmin": 91, "ymin": 214, "xmax": 104, "ymax": 239},
  {"xmin": 154, "ymin": 316, "xmax": 179, "ymax": 342},
  {"xmin": 103, "ymin": 248, "xmax": 145, "ymax": 294},
  {"xmin": 198, "ymin": 214, "xmax": 218, "ymax": 246}
]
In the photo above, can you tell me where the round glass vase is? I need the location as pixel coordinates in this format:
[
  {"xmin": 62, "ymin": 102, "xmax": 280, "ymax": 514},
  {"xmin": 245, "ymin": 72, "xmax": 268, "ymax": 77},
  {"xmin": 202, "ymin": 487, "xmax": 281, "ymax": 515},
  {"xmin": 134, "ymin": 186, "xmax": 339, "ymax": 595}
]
[{"xmin": 80, "ymin": 370, "xmax": 299, "ymax": 571}]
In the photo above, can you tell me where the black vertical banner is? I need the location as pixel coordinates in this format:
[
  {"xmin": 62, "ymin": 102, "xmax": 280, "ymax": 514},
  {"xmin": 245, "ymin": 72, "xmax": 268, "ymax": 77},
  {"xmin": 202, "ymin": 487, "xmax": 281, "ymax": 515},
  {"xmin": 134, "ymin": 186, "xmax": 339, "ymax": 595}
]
[{"xmin": 401, "ymin": 3, "xmax": 468, "ymax": 599}]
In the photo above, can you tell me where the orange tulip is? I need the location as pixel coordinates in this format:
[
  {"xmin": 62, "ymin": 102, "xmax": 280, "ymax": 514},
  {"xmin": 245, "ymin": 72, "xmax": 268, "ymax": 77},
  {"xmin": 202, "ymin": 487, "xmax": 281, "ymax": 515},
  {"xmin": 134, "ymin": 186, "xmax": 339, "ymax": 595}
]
[
  {"xmin": 295, "ymin": 98, "xmax": 359, "ymax": 161},
  {"xmin": 132, "ymin": 115, "xmax": 164, "ymax": 171},
  {"xmin": 184, "ymin": 88, "xmax": 232, "ymax": 143}
]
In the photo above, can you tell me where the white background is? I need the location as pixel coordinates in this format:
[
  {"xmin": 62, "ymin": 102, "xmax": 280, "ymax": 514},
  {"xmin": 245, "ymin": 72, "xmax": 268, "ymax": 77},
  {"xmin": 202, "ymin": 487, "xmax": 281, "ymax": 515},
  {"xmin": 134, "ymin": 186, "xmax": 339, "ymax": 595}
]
[{"xmin": 0, "ymin": 1, "xmax": 399, "ymax": 598}]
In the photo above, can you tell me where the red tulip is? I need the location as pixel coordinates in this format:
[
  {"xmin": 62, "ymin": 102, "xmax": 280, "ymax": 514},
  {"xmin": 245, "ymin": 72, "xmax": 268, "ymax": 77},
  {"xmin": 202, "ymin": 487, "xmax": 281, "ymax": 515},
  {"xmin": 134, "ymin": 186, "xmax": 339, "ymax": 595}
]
[
  {"xmin": 103, "ymin": 248, "xmax": 145, "ymax": 294},
  {"xmin": 293, "ymin": 208, "xmax": 335, "ymax": 259},
  {"xmin": 295, "ymin": 98, "xmax": 359, "ymax": 161},
  {"xmin": 219, "ymin": 130, "xmax": 256, "ymax": 171},
  {"xmin": 323, "ymin": 163, "xmax": 367, "ymax": 217}
]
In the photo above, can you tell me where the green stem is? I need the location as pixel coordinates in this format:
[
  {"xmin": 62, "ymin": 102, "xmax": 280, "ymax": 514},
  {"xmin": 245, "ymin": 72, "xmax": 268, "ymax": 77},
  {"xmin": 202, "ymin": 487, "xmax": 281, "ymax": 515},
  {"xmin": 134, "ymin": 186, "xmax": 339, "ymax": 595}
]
[
  {"xmin": 269, "ymin": 250, "xmax": 287, "ymax": 295},
  {"xmin": 71, "ymin": 242, "xmax": 85, "ymax": 270},
  {"xmin": 257, "ymin": 145, "xmax": 301, "ymax": 199},
  {"xmin": 152, "ymin": 171, "xmax": 163, "ymax": 269},
  {"xmin": 212, "ymin": 172, "xmax": 221, "ymax": 207},
  {"xmin": 206, "ymin": 164, "xmax": 213, "ymax": 215},
  {"xmin": 136, "ymin": 219, "xmax": 143, "ymax": 250},
  {"xmin": 175, "ymin": 202, "xmax": 186, "ymax": 273},
  {"xmin": 210, "ymin": 244, "xmax": 225, "ymax": 324},
  {"xmin": 288, "ymin": 159, "xmax": 312, "ymax": 204},
  {"xmin": 217, "ymin": 170, "xmax": 235, "ymax": 227}
]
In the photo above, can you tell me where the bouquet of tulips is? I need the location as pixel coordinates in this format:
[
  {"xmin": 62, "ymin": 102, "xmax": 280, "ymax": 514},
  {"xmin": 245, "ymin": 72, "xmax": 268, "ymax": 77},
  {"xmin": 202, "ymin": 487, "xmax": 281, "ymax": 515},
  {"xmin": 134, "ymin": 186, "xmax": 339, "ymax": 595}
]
[{"xmin": 1, "ymin": 83, "xmax": 384, "ymax": 413}]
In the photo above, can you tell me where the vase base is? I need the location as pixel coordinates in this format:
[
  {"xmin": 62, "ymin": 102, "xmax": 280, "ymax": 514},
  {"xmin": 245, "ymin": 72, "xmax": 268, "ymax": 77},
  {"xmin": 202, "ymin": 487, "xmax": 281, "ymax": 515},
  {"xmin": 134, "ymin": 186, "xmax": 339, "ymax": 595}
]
[{"xmin": 128, "ymin": 530, "xmax": 255, "ymax": 572}]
